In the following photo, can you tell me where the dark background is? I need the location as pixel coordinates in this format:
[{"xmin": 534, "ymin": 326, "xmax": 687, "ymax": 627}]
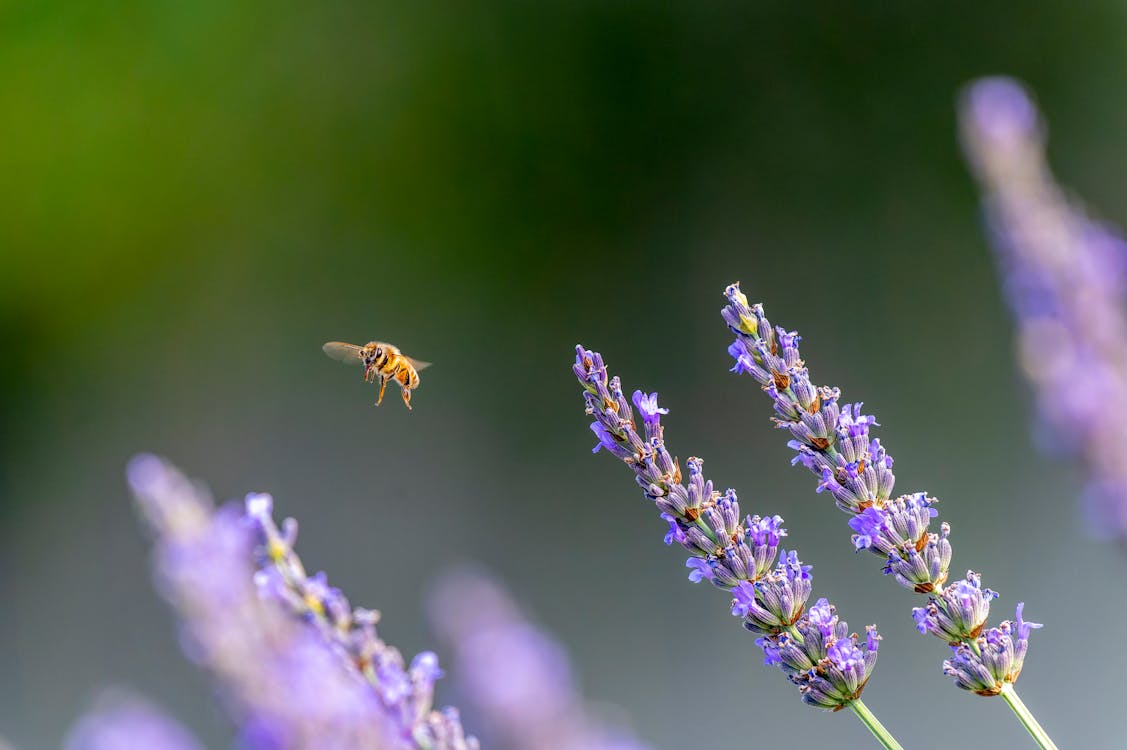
[{"xmin": 2, "ymin": 2, "xmax": 1124, "ymax": 747}]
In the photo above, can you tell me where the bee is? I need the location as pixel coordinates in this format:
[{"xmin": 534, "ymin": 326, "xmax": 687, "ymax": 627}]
[{"xmin": 322, "ymin": 340, "xmax": 432, "ymax": 410}]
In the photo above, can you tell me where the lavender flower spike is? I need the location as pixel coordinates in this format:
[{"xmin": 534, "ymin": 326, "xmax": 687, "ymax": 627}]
[
  {"xmin": 961, "ymin": 76, "xmax": 1127, "ymax": 540},
  {"xmin": 246, "ymin": 491, "xmax": 479, "ymax": 750},
  {"xmin": 429, "ymin": 567, "xmax": 652, "ymax": 750},
  {"xmin": 722, "ymin": 288, "xmax": 1058, "ymax": 745},
  {"xmin": 128, "ymin": 454, "xmax": 477, "ymax": 750},
  {"xmin": 573, "ymin": 347, "xmax": 900, "ymax": 749}
]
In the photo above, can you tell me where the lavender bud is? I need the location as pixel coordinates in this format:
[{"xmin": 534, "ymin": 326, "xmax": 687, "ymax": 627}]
[
  {"xmin": 912, "ymin": 571, "xmax": 998, "ymax": 642},
  {"xmin": 757, "ymin": 599, "xmax": 881, "ymax": 711},
  {"xmin": 943, "ymin": 604, "xmax": 1043, "ymax": 695}
]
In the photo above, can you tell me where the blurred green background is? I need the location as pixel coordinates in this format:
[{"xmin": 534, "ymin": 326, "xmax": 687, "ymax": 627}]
[{"xmin": 3, "ymin": 1, "xmax": 1126, "ymax": 747}]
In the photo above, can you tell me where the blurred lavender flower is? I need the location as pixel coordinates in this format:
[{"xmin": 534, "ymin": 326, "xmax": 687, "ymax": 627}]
[
  {"xmin": 246, "ymin": 493, "xmax": 477, "ymax": 750},
  {"xmin": 65, "ymin": 693, "xmax": 204, "ymax": 750},
  {"xmin": 127, "ymin": 454, "xmax": 476, "ymax": 750},
  {"xmin": 572, "ymin": 348, "xmax": 886, "ymax": 720},
  {"xmin": 960, "ymin": 75, "xmax": 1127, "ymax": 539},
  {"xmin": 721, "ymin": 286, "xmax": 1043, "ymax": 700},
  {"xmin": 428, "ymin": 568, "xmax": 651, "ymax": 750}
]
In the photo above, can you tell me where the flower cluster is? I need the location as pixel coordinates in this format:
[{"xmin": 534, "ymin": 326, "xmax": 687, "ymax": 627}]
[
  {"xmin": 722, "ymin": 284, "xmax": 1040, "ymax": 695},
  {"xmin": 127, "ymin": 454, "xmax": 477, "ymax": 750},
  {"xmin": 246, "ymin": 493, "xmax": 478, "ymax": 750},
  {"xmin": 961, "ymin": 76, "xmax": 1127, "ymax": 540},
  {"xmin": 574, "ymin": 346, "xmax": 880, "ymax": 710},
  {"xmin": 912, "ymin": 570, "xmax": 995, "ymax": 639},
  {"xmin": 943, "ymin": 603, "xmax": 1042, "ymax": 696},
  {"xmin": 761, "ymin": 598, "xmax": 881, "ymax": 711},
  {"xmin": 848, "ymin": 493, "xmax": 950, "ymax": 594},
  {"xmin": 428, "ymin": 568, "xmax": 652, "ymax": 750}
]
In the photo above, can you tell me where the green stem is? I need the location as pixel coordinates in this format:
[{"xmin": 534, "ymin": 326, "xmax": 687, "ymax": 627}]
[
  {"xmin": 1000, "ymin": 684, "xmax": 1059, "ymax": 750},
  {"xmin": 847, "ymin": 699, "xmax": 906, "ymax": 750},
  {"xmin": 694, "ymin": 516, "xmax": 716, "ymax": 542},
  {"xmin": 784, "ymin": 624, "xmax": 805, "ymax": 644}
]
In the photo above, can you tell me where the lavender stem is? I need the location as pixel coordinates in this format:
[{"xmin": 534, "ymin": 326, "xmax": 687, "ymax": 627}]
[
  {"xmin": 1000, "ymin": 686, "xmax": 1059, "ymax": 750},
  {"xmin": 847, "ymin": 699, "xmax": 906, "ymax": 750}
]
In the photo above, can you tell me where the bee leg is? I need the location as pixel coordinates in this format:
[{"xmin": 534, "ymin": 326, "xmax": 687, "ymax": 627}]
[
  {"xmin": 376, "ymin": 376, "xmax": 388, "ymax": 406},
  {"xmin": 401, "ymin": 387, "xmax": 413, "ymax": 410}
]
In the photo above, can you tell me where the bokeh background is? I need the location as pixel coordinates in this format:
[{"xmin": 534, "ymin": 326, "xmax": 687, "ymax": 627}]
[{"xmin": 3, "ymin": 2, "xmax": 1126, "ymax": 747}]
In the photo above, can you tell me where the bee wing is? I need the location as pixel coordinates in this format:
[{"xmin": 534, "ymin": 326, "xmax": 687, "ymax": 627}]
[
  {"xmin": 404, "ymin": 356, "xmax": 432, "ymax": 371},
  {"xmin": 322, "ymin": 341, "xmax": 365, "ymax": 365}
]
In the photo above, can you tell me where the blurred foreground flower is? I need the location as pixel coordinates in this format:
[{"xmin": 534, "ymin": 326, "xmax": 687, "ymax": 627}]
[
  {"xmin": 961, "ymin": 76, "xmax": 1127, "ymax": 540},
  {"xmin": 246, "ymin": 492, "xmax": 477, "ymax": 750},
  {"xmin": 65, "ymin": 692, "xmax": 204, "ymax": 750},
  {"xmin": 722, "ymin": 285, "xmax": 1055, "ymax": 749},
  {"xmin": 428, "ymin": 568, "xmax": 650, "ymax": 750},
  {"xmin": 127, "ymin": 454, "xmax": 476, "ymax": 750},
  {"xmin": 572, "ymin": 349, "xmax": 899, "ymax": 749}
]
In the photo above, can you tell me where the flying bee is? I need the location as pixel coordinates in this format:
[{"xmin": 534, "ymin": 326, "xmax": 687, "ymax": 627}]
[{"xmin": 322, "ymin": 341, "xmax": 432, "ymax": 410}]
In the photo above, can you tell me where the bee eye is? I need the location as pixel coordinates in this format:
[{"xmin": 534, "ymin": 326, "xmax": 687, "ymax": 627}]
[{"xmin": 375, "ymin": 347, "xmax": 383, "ymax": 357}]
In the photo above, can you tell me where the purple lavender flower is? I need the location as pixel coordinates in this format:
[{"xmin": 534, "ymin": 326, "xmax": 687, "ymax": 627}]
[
  {"xmin": 573, "ymin": 346, "xmax": 881, "ymax": 712},
  {"xmin": 128, "ymin": 455, "xmax": 390, "ymax": 749},
  {"xmin": 721, "ymin": 284, "xmax": 1040, "ymax": 697},
  {"xmin": 911, "ymin": 571, "xmax": 998, "ymax": 642},
  {"xmin": 961, "ymin": 76, "xmax": 1127, "ymax": 540},
  {"xmin": 428, "ymin": 568, "xmax": 652, "ymax": 750},
  {"xmin": 65, "ymin": 693, "xmax": 204, "ymax": 750},
  {"xmin": 757, "ymin": 598, "xmax": 881, "ymax": 711},
  {"xmin": 631, "ymin": 390, "xmax": 668, "ymax": 427},
  {"xmin": 244, "ymin": 491, "xmax": 479, "ymax": 750},
  {"xmin": 943, "ymin": 603, "xmax": 1043, "ymax": 696},
  {"xmin": 128, "ymin": 454, "xmax": 477, "ymax": 750},
  {"xmin": 729, "ymin": 549, "xmax": 813, "ymax": 633}
]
